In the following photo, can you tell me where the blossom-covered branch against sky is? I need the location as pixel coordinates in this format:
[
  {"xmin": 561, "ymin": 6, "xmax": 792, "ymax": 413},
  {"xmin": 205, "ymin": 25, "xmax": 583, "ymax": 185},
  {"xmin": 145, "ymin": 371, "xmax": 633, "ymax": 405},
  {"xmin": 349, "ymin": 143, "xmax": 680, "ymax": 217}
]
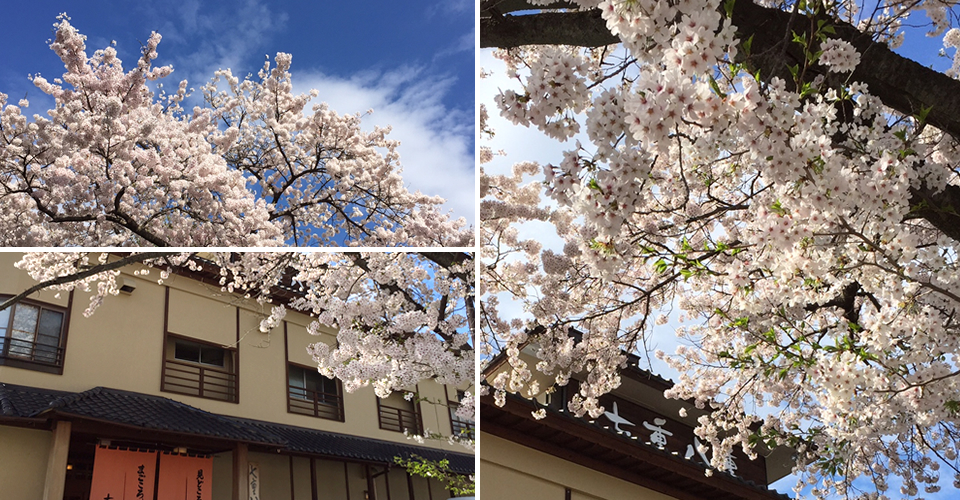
[
  {"xmin": 0, "ymin": 1, "xmax": 474, "ymax": 246},
  {"xmin": 481, "ymin": 0, "xmax": 960, "ymax": 497},
  {"xmin": 10, "ymin": 251, "xmax": 475, "ymax": 444}
]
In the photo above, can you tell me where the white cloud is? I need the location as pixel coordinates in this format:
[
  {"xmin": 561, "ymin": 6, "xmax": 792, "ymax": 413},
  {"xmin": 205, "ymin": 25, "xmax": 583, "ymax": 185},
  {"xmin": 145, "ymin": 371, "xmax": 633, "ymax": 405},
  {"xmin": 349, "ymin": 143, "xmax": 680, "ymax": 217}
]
[
  {"xmin": 425, "ymin": 0, "xmax": 473, "ymax": 18},
  {"xmin": 292, "ymin": 66, "xmax": 475, "ymax": 224},
  {"xmin": 435, "ymin": 31, "xmax": 475, "ymax": 61},
  {"xmin": 152, "ymin": 0, "xmax": 288, "ymax": 86}
]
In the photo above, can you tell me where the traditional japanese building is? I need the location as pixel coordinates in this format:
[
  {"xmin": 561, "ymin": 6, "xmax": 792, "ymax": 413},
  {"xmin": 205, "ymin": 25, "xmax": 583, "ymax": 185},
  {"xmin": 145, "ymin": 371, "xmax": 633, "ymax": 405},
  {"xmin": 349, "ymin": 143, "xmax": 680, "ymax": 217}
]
[
  {"xmin": 0, "ymin": 253, "xmax": 473, "ymax": 500},
  {"xmin": 480, "ymin": 339, "xmax": 793, "ymax": 500}
]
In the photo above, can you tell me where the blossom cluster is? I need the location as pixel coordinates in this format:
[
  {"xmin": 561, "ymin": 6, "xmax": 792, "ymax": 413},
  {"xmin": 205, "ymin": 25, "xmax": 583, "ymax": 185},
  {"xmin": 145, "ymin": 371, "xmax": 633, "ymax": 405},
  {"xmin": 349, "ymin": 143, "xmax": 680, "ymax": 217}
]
[{"xmin": 819, "ymin": 38, "xmax": 861, "ymax": 73}]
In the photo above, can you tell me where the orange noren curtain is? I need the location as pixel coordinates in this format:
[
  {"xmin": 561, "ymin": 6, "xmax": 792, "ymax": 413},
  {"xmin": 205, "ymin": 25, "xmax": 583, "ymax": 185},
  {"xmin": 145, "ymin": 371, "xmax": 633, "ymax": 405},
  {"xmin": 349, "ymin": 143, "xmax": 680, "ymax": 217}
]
[{"xmin": 90, "ymin": 446, "xmax": 158, "ymax": 500}]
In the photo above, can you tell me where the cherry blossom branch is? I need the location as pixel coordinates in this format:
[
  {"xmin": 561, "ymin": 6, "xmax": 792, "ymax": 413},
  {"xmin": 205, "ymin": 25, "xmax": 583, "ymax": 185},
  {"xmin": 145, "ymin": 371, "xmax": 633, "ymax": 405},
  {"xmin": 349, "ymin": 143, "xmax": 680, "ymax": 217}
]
[{"xmin": 0, "ymin": 252, "xmax": 175, "ymax": 312}]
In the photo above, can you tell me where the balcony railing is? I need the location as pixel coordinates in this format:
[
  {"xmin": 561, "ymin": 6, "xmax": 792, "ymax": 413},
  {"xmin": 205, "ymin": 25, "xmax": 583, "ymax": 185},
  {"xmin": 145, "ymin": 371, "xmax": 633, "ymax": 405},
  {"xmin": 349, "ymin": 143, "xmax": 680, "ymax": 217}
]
[
  {"xmin": 378, "ymin": 403, "xmax": 422, "ymax": 434},
  {"xmin": 0, "ymin": 337, "xmax": 64, "ymax": 366},
  {"xmin": 451, "ymin": 415, "xmax": 475, "ymax": 439},
  {"xmin": 161, "ymin": 359, "xmax": 236, "ymax": 402},
  {"xmin": 288, "ymin": 385, "xmax": 344, "ymax": 421}
]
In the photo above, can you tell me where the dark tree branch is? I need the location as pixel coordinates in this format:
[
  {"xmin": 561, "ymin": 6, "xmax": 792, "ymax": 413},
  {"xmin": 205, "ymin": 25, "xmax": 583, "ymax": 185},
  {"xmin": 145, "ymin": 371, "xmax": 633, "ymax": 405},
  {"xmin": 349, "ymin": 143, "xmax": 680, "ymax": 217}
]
[
  {"xmin": 0, "ymin": 252, "xmax": 175, "ymax": 312},
  {"xmin": 481, "ymin": 2, "xmax": 960, "ymax": 137},
  {"xmin": 481, "ymin": 9, "xmax": 617, "ymax": 48},
  {"xmin": 480, "ymin": 1, "xmax": 960, "ymax": 242},
  {"xmin": 805, "ymin": 281, "xmax": 861, "ymax": 325}
]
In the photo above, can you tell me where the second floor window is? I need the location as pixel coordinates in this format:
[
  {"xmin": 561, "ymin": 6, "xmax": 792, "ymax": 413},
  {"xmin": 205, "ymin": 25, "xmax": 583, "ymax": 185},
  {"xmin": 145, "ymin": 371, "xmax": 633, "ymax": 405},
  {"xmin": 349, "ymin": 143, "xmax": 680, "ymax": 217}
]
[
  {"xmin": 0, "ymin": 298, "xmax": 67, "ymax": 373},
  {"xmin": 449, "ymin": 391, "xmax": 474, "ymax": 440},
  {"xmin": 161, "ymin": 336, "xmax": 237, "ymax": 403},
  {"xmin": 377, "ymin": 391, "xmax": 423, "ymax": 434},
  {"xmin": 287, "ymin": 364, "xmax": 344, "ymax": 421}
]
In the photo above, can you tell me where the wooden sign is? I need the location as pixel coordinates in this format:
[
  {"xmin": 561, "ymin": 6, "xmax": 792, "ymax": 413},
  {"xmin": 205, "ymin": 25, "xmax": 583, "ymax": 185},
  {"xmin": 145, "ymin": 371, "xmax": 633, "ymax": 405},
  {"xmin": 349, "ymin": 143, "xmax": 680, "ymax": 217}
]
[{"xmin": 248, "ymin": 462, "xmax": 260, "ymax": 500}]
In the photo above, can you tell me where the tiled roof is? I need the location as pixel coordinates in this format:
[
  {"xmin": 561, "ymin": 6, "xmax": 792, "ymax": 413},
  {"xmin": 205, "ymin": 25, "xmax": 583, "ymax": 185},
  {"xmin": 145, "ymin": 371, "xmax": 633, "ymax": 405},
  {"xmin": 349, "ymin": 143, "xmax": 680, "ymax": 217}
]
[
  {"xmin": 41, "ymin": 387, "xmax": 283, "ymax": 445},
  {"xmin": 0, "ymin": 383, "xmax": 473, "ymax": 474},
  {"xmin": 236, "ymin": 417, "xmax": 474, "ymax": 474},
  {"xmin": 0, "ymin": 383, "xmax": 71, "ymax": 417}
]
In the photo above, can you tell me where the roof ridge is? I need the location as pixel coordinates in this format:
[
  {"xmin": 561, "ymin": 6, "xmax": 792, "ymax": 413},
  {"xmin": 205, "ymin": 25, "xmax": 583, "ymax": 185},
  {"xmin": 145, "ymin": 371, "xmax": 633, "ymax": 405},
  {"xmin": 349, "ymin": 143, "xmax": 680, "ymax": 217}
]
[{"xmin": 42, "ymin": 386, "xmax": 104, "ymax": 414}]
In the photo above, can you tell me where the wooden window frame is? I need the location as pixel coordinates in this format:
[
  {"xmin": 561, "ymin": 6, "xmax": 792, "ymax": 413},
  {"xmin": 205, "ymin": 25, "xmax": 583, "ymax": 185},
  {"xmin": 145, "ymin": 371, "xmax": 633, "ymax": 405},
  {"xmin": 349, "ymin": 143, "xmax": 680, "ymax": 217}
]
[
  {"xmin": 0, "ymin": 293, "xmax": 71, "ymax": 374},
  {"xmin": 160, "ymin": 332, "xmax": 238, "ymax": 403},
  {"xmin": 447, "ymin": 389, "xmax": 474, "ymax": 440},
  {"xmin": 159, "ymin": 287, "xmax": 239, "ymax": 403},
  {"xmin": 376, "ymin": 391, "xmax": 424, "ymax": 434},
  {"xmin": 286, "ymin": 362, "xmax": 345, "ymax": 421}
]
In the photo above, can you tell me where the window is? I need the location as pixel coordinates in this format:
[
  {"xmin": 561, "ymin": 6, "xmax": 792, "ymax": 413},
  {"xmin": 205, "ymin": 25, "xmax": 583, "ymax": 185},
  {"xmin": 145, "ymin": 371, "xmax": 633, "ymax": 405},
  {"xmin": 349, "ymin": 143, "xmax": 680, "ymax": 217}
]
[
  {"xmin": 0, "ymin": 297, "xmax": 67, "ymax": 373},
  {"xmin": 174, "ymin": 341, "xmax": 225, "ymax": 367},
  {"xmin": 161, "ymin": 336, "xmax": 237, "ymax": 402},
  {"xmin": 449, "ymin": 391, "xmax": 474, "ymax": 439},
  {"xmin": 377, "ymin": 391, "xmax": 422, "ymax": 434},
  {"xmin": 287, "ymin": 364, "xmax": 344, "ymax": 421}
]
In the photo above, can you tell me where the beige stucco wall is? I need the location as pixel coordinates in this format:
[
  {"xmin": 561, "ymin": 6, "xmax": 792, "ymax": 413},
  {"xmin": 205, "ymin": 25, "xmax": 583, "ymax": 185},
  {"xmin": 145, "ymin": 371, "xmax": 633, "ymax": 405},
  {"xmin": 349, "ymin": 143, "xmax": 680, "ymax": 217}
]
[
  {"xmin": 168, "ymin": 288, "xmax": 236, "ymax": 346},
  {"xmin": 0, "ymin": 426, "xmax": 50, "ymax": 499},
  {"xmin": 480, "ymin": 432, "xmax": 675, "ymax": 500},
  {"xmin": 346, "ymin": 461, "xmax": 370, "ymax": 500},
  {"xmin": 290, "ymin": 456, "xmax": 312, "ymax": 499},
  {"xmin": 0, "ymin": 253, "xmax": 469, "ymax": 452},
  {"xmin": 211, "ymin": 451, "xmax": 232, "ymax": 500},
  {"xmin": 315, "ymin": 458, "xmax": 349, "ymax": 498}
]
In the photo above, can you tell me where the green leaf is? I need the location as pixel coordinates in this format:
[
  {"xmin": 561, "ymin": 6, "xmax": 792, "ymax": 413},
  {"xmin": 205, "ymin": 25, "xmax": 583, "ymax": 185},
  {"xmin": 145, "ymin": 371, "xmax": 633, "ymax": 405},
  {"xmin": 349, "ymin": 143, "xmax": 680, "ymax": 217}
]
[
  {"xmin": 946, "ymin": 400, "xmax": 960, "ymax": 414},
  {"xmin": 742, "ymin": 34, "xmax": 754, "ymax": 55},
  {"xmin": 724, "ymin": 0, "xmax": 736, "ymax": 18},
  {"xmin": 395, "ymin": 456, "xmax": 474, "ymax": 496},
  {"xmin": 770, "ymin": 199, "xmax": 787, "ymax": 215},
  {"xmin": 708, "ymin": 74, "xmax": 727, "ymax": 98},
  {"xmin": 763, "ymin": 328, "xmax": 777, "ymax": 342},
  {"xmin": 654, "ymin": 259, "xmax": 669, "ymax": 274},
  {"xmin": 916, "ymin": 104, "xmax": 933, "ymax": 124},
  {"xmin": 791, "ymin": 30, "xmax": 807, "ymax": 46}
]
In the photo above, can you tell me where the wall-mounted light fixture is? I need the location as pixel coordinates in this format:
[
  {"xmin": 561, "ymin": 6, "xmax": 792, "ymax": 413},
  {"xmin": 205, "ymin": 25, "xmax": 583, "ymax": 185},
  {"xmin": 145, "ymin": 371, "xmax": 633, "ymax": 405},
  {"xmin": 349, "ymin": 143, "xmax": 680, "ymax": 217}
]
[{"xmin": 119, "ymin": 277, "xmax": 137, "ymax": 294}]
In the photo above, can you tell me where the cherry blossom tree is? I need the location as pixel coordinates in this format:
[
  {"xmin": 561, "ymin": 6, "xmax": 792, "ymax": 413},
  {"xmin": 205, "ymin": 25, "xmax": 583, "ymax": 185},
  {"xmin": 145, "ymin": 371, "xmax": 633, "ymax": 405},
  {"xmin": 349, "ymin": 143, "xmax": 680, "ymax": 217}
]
[
  {"xmin": 481, "ymin": 0, "xmax": 960, "ymax": 497},
  {"xmin": 0, "ymin": 16, "xmax": 470, "ymax": 247},
  {"xmin": 5, "ymin": 251, "xmax": 475, "ymax": 447}
]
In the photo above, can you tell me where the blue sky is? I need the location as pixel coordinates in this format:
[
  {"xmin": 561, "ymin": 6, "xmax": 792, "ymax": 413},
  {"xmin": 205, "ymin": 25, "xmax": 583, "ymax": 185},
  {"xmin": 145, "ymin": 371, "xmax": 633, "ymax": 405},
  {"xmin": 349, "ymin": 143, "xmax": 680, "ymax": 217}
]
[{"xmin": 0, "ymin": 0, "xmax": 475, "ymax": 226}]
